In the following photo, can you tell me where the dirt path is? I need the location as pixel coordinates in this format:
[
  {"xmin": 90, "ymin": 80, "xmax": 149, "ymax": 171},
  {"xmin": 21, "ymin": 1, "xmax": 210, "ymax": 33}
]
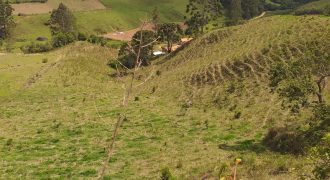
[
  {"xmin": 102, "ymin": 24, "xmax": 154, "ymax": 41},
  {"xmin": 103, "ymin": 22, "xmax": 186, "ymax": 41},
  {"xmin": 252, "ymin": 12, "xmax": 266, "ymax": 20},
  {"xmin": 24, "ymin": 54, "xmax": 63, "ymax": 89}
]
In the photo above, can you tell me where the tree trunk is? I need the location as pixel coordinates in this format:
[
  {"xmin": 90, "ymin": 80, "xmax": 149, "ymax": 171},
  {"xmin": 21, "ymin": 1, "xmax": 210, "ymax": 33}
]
[{"xmin": 167, "ymin": 40, "xmax": 172, "ymax": 53}]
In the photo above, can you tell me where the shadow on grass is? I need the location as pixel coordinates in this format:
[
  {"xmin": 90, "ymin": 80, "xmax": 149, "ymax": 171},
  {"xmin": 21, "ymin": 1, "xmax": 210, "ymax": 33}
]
[{"xmin": 218, "ymin": 139, "xmax": 267, "ymax": 153}]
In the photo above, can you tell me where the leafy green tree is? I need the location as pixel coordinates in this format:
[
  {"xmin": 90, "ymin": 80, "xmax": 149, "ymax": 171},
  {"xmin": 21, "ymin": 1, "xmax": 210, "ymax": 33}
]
[
  {"xmin": 116, "ymin": 30, "xmax": 156, "ymax": 69},
  {"xmin": 269, "ymin": 56, "xmax": 330, "ymax": 110},
  {"xmin": 227, "ymin": 0, "xmax": 243, "ymax": 25},
  {"xmin": 157, "ymin": 23, "xmax": 183, "ymax": 53},
  {"xmin": 131, "ymin": 30, "xmax": 155, "ymax": 64},
  {"xmin": 0, "ymin": 0, "xmax": 14, "ymax": 40},
  {"xmin": 184, "ymin": 0, "xmax": 223, "ymax": 35},
  {"xmin": 49, "ymin": 3, "xmax": 76, "ymax": 35}
]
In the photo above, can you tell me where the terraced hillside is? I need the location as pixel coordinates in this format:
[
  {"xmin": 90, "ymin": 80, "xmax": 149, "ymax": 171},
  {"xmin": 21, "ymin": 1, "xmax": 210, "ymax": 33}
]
[
  {"xmin": 145, "ymin": 15, "xmax": 330, "ymax": 105},
  {"xmin": 0, "ymin": 15, "xmax": 329, "ymax": 179}
]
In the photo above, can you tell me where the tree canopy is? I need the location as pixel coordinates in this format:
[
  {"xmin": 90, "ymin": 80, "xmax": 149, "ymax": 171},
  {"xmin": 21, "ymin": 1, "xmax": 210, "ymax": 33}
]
[
  {"xmin": 269, "ymin": 55, "xmax": 330, "ymax": 110},
  {"xmin": 157, "ymin": 23, "xmax": 183, "ymax": 53},
  {"xmin": 0, "ymin": 0, "xmax": 14, "ymax": 40},
  {"xmin": 185, "ymin": 0, "xmax": 223, "ymax": 35},
  {"xmin": 49, "ymin": 3, "xmax": 76, "ymax": 35}
]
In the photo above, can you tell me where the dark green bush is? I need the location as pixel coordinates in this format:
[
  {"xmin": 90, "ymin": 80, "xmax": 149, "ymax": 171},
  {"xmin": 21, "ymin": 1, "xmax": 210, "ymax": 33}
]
[
  {"xmin": 87, "ymin": 35, "xmax": 107, "ymax": 46},
  {"xmin": 20, "ymin": 42, "xmax": 53, "ymax": 54},
  {"xmin": 160, "ymin": 167, "xmax": 173, "ymax": 180},
  {"xmin": 42, "ymin": 58, "xmax": 48, "ymax": 63},
  {"xmin": 52, "ymin": 32, "xmax": 76, "ymax": 48},
  {"xmin": 77, "ymin": 32, "xmax": 87, "ymax": 41}
]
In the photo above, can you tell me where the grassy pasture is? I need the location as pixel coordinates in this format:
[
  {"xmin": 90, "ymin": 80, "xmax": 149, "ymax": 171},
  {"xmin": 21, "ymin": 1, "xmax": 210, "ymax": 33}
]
[
  {"xmin": 10, "ymin": 0, "xmax": 188, "ymax": 51},
  {"xmin": 1, "ymin": 15, "xmax": 330, "ymax": 179}
]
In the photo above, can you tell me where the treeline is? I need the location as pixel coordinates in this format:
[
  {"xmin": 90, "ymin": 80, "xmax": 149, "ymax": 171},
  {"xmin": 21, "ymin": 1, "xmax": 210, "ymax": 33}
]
[
  {"xmin": 221, "ymin": 0, "xmax": 265, "ymax": 19},
  {"xmin": 184, "ymin": 0, "xmax": 265, "ymax": 34}
]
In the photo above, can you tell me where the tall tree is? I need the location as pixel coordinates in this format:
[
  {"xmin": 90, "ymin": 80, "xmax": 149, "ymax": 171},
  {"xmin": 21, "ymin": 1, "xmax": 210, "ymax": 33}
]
[
  {"xmin": 49, "ymin": 3, "xmax": 76, "ymax": 35},
  {"xmin": 185, "ymin": 0, "xmax": 223, "ymax": 35},
  {"xmin": 228, "ymin": 0, "xmax": 243, "ymax": 25},
  {"xmin": 116, "ymin": 30, "xmax": 156, "ymax": 69},
  {"xmin": 0, "ymin": 0, "xmax": 14, "ymax": 40},
  {"xmin": 157, "ymin": 23, "xmax": 183, "ymax": 53}
]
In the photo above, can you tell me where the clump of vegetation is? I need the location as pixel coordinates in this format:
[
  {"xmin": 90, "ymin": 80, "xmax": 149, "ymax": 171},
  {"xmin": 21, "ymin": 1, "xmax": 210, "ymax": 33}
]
[
  {"xmin": 160, "ymin": 167, "xmax": 173, "ymax": 180},
  {"xmin": 157, "ymin": 23, "xmax": 183, "ymax": 53},
  {"xmin": 269, "ymin": 55, "xmax": 330, "ymax": 110},
  {"xmin": 49, "ymin": 3, "xmax": 77, "ymax": 48},
  {"xmin": 184, "ymin": 0, "xmax": 223, "ymax": 35},
  {"xmin": 52, "ymin": 32, "xmax": 76, "ymax": 48},
  {"xmin": 87, "ymin": 35, "xmax": 107, "ymax": 46},
  {"xmin": 111, "ymin": 30, "xmax": 156, "ymax": 70},
  {"xmin": 77, "ymin": 32, "xmax": 88, "ymax": 41},
  {"xmin": 42, "ymin": 58, "xmax": 48, "ymax": 63},
  {"xmin": 310, "ymin": 133, "xmax": 330, "ymax": 180},
  {"xmin": 263, "ymin": 127, "xmax": 305, "ymax": 154},
  {"xmin": 20, "ymin": 42, "xmax": 52, "ymax": 54}
]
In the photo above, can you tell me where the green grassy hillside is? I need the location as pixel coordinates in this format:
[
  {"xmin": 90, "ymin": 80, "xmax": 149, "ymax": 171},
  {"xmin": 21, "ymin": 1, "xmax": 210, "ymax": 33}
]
[
  {"xmin": 11, "ymin": 0, "xmax": 188, "ymax": 50},
  {"xmin": 295, "ymin": 0, "xmax": 330, "ymax": 15},
  {"xmin": 1, "ymin": 15, "xmax": 329, "ymax": 179}
]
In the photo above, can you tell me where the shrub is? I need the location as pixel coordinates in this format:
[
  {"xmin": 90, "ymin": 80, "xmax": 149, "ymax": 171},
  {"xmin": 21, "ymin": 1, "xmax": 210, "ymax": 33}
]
[
  {"xmin": 310, "ymin": 134, "xmax": 330, "ymax": 180},
  {"xmin": 234, "ymin": 111, "xmax": 242, "ymax": 119},
  {"xmin": 52, "ymin": 32, "xmax": 76, "ymax": 48},
  {"xmin": 21, "ymin": 42, "xmax": 53, "ymax": 54},
  {"xmin": 87, "ymin": 35, "xmax": 107, "ymax": 46},
  {"xmin": 77, "ymin": 32, "xmax": 87, "ymax": 41},
  {"xmin": 324, "ymin": 5, "xmax": 330, "ymax": 16},
  {"xmin": 160, "ymin": 167, "xmax": 173, "ymax": 180},
  {"xmin": 42, "ymin": 58, "xmax": 48, "ymax": 63},
  {"xmin": 262, "ymin": 127, "xmax": 305, "ymax": 154}
]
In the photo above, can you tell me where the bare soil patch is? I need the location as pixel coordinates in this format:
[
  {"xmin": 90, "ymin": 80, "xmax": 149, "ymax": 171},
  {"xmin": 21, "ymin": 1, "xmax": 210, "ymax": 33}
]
[
  {"xmin": 12, "ymin": 0, "xmax": 106, "ymax": 15},
  {"xmin": 12, "ymin": 3, "xmax": 53, "ymax": 15},
  {"xmin": 102, "ymin": 24, "xmax": 154, "ymax": 41}
]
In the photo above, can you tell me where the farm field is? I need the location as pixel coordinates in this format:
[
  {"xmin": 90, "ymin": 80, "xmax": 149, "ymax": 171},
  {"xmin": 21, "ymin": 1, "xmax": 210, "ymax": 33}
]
[
  {"xmin": 12, "ymin": 0, "xmax": 106, "ymax": 15},
  {"xmin": 10, "ymin": 0, "xmax": 188, "ymax": 49}
]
